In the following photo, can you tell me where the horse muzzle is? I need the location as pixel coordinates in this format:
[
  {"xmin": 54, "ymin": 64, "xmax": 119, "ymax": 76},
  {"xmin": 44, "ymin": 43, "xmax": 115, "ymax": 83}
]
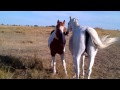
[{"xmin": 64, "ymin": 31, "xmax": 69, "ymax": 36}]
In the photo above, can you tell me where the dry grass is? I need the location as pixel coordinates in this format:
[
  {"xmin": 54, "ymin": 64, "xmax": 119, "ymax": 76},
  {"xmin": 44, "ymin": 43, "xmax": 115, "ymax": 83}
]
[{"xmin": 0, "ymin": 26, "xmax": 120, "ymax": 79}]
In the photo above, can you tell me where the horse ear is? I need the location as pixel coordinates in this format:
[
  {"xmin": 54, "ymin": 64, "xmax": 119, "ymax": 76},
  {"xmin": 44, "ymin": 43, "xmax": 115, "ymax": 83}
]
[
  {"xmin": 74, "ymin": 18, "xmax": 76, "ymax": 22},
  {"xmin": 63, "ymin": 20, "xmax": 65, "ymax": 24},
  {"xmin": 70, "ymin": 16, "xmax": 71, "ymax": 20},
  {"xmin": 57, "ymin": 20, "xmax": 59, "ymax": 24}
]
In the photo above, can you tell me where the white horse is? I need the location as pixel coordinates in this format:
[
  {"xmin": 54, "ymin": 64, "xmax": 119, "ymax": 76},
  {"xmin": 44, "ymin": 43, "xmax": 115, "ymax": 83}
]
[{"xmin": 67, "ymin": 16, "xmax": 119, "ymax": 79}]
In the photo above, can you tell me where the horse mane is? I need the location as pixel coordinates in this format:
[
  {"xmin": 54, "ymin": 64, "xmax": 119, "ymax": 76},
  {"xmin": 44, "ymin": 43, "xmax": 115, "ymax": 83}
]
[{"xmin": 50, "ymin": 30, "xmax": 55, "ymax": 35}]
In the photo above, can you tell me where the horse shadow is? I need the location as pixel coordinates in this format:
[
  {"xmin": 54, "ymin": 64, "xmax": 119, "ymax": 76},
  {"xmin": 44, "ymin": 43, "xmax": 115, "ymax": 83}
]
[
  {"xmin": 0, "ymin": 55, "xmax": 44, "ymax": 72},
  {"xmin": 0, "ymin": 55, "xmax": 25, "ymax": 72}
]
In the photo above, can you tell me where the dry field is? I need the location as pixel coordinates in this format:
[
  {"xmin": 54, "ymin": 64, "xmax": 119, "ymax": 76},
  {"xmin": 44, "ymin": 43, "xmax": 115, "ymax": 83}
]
[{"xmin": 0, "ymin": 25, "xmax": 120, "ymax": 79}]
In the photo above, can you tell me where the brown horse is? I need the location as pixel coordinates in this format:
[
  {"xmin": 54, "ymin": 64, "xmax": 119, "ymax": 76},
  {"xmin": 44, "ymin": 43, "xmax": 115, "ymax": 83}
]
[{"xmin": 48, "ymin": 20, "xmax": 68, "ymax": 75}]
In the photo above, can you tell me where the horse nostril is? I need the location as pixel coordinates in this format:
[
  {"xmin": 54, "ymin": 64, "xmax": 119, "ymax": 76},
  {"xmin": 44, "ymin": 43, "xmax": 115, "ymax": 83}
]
[
  {"xmin": 64, "ymin": 32, "xmax": 67, "ymax": 36},
  {"xmin": 65, "ymin": 31, "xmax": 69, "ymax": 36}
]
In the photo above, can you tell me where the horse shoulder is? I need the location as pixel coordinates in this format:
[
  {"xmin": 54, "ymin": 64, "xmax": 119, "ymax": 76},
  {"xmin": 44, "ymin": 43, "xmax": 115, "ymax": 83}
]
[{"xmin": 48, "ymin": 30, "xmax": 56, "ymax": 47}]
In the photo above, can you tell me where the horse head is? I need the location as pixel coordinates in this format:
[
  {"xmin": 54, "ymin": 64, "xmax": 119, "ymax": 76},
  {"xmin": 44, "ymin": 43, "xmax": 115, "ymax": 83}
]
[
  {"xmin": 55, "ymin": 20, "xmax": 67, "ymax": 39},
  {"xmin": 66, "ymin": 16, "xmax": 79, "ymax": 35}
]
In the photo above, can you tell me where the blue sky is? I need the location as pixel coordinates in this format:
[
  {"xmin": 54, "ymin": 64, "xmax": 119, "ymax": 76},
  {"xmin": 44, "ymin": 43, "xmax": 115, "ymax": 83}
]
[{"xmin": 0, "ymin": 11, "xmax": 120, "ymax": 30}]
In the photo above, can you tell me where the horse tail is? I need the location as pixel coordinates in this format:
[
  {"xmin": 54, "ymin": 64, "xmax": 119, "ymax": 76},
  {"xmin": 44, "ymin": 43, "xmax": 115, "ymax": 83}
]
[{"xmin": 86, "ymin": 27, "xmax": 119, "ymax": 49}]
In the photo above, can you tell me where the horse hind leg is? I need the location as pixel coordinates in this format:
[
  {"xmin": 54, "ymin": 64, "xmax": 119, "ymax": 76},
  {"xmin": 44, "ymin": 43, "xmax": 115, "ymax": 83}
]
[
  {"xmin": 60, "ymin": 54, "xmax": 68, "ymax": 76},
  {"xmin": 73, "ymin": 45, "xmax": 86, "ymax": 79},
  {"xmin": 87, "ymin": 48, "xmax": 98, "ymax": 79},
  {"xmin": 82, "ymin": 54, "xmax": 85, "ymax": 79}
]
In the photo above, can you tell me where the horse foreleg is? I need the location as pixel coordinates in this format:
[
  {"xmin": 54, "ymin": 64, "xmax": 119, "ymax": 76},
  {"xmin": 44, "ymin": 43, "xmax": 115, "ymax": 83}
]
[
  {"xmin": 73, "ymin": 54, "xmax": 81, "ymax": 79},
  {"xmin": 51, "ymin": 56, "xmax": 56, "ymax": 74},
  {"xmin": 60, "ymin": 54, "xmax": 67, "ymax": 76}
]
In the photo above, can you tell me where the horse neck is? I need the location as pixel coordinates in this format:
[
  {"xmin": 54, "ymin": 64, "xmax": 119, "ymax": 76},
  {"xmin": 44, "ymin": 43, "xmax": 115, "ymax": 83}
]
[{"xmin": 54, "ymin": 28, "xmax": 65, "ymax": 44}]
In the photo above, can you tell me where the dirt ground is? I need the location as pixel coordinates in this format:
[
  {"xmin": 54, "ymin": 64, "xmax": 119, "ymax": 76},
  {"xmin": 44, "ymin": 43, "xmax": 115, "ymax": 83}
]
[{"xmin": 0, "ymin": 26, "xmax": 119, "ymax": 79}]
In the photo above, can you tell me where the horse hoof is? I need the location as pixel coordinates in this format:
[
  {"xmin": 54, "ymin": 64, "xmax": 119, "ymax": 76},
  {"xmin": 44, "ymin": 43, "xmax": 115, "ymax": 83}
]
[{"xmin": 73, "ymin": 74, "xmax": 76, "ymax": 79}]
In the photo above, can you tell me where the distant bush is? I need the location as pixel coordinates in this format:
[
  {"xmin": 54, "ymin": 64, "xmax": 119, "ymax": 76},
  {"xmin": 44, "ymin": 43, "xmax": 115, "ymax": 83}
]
[
  {"xmin": 49, "ymin": 25, "xmax": 55, "ymax": 27},
  {"xmin": 94, "ymin": 27, "xmax": 103, "ymax": 30},
  {"xmin": 26, "ymin": 25, "xmax": 29, "ymax": 27},
  {"xmin": 1, "ymin": 23, "xmax": 4, "ymax": 25},
  {"xmin": 34, "ymin": 25, "xmax": 39, "ymax": 27},
  {"xmin": 12, "ymin": 24, "xmax": 18, "ymax": 26}
]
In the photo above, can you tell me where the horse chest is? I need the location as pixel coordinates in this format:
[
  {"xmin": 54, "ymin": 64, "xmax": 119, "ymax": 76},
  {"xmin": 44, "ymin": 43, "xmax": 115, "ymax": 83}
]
[
  {"xmin": 50, "ymin": 38, "xmax": 66, "ymax": 55},
  {"xmin": 51, "ymin": 39, "xmax": 65, "ymax": 48}
]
